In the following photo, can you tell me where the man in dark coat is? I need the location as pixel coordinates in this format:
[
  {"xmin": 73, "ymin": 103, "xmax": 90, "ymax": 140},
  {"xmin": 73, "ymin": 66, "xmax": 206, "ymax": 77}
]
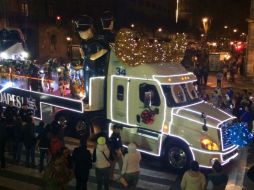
[
  {"xmin": 23, "ymin": 116, "xmax": 36, "ymax": 167},
  {"xmin": 0, "ymin": 118, "xmax": 7, "ymax": 168},
  {"xmin": 109, "ymin": 124, "xmax": 123, "ymax": 180},
  {"xmin": 72, "ymin": 137, "xmax": 92, "ymax": 190}
]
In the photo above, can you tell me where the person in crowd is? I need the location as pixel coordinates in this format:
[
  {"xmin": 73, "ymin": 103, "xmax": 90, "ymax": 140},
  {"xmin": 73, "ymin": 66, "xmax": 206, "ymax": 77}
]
[
  {"xmin": 72, "ymin": 137, "xmax": 92, "ymax": 190},
  {"xmin": 43, "ymin": 147, "xmax": 73, "ymax": 190},
  {"xmin": 51, "ymin": 117, "xmax": 67, "ymax": 144},
  {"xmin": 207, "ymin": 160, "xmax": 228, "ymax": 190},
  {"xmin": 0, "ymin": 118, "xmax": 7, "ymax": 169},
  {"xmin": 75, "ymin": 120, "xmax": 90, "ymax": 141},
  {"xmin": 12, "ymin": 117, "xmax": 24, "ymax": 164},
  {"xmin": 202, "ymin": 65, "xmax": 209, "ymax": 87},
  {"xmin": 239, "ymin": 106, "xmax": 253, "ymax": 131},
  {"xmin": 4, "ymin": 100, "xmax": 18, "ymax": 124},
  {"xmin": 121, "ymin": 143, "xmax": 141, "ymax": 190},
  {"xmin": 4, "ymin": 100, "xmax": 18, "ymax": 152},
  {"xmin": 216, "ymin": 70, "xmax": 223, "ymax": 88},
  {"xmin": 94, "ymin": 136, "xmax": 111, "ymax": 190},
  {"xmin": 49, "ymin": 130, "xmax": 63, "ymax": 161},
  {"xmin": 180, "ymin": 160, "xmax": 206, "ymax": 190},
  {"xmin": 23, "ymin": 116, "xmax": 36, "ymax": 167},
  {"xmin": 36, "ymin": 121, "xmax": 45, "ymax": 137},
  {"xmin": 109, "ymin": 124, "xmax": 123, "ymax": 181},
  {"xmin": 19, "ymin": 103, "xmax": 32, "ymax": 123},
  {"xmin": 0, "ymin": 103, "xmax": 3, "ymax": 118},
  {"xmin": 37, "ymin": 123, "xmax": 51, "ymax": 172}
]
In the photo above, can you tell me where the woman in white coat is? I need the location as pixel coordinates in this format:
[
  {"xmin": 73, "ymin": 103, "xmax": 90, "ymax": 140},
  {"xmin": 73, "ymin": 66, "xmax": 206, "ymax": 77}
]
[{"xmin": 121, "ymin": 143, "xmax": 141, "ymax": 190}]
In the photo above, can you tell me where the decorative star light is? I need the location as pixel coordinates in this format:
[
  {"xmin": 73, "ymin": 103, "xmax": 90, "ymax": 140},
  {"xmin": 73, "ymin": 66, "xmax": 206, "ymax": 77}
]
[{"xmin": 228, "ymin": 122, "xmax": 253, "ymax": 147}]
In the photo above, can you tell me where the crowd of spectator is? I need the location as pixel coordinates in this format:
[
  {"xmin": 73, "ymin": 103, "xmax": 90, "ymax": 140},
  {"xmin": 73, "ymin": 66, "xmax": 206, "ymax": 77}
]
[{"xmin": 0, "ymin": 103, "xmax": 142, "ymax": 190}]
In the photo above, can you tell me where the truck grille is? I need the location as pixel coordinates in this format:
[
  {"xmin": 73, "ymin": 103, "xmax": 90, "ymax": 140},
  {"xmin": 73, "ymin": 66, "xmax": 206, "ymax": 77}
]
[{"xmin": 220, "ymin": 122, "xmax": 234, "ymax": 150}]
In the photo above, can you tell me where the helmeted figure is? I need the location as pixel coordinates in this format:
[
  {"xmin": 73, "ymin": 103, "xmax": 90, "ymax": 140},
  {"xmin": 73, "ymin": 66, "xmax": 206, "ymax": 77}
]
[
  {"xmin": 75, "ymin": 15, "xmax": 108, "ymax": 100},
  {"xmin": 99, "ymin": 11, "xmax": 115, "ymax": 44}
]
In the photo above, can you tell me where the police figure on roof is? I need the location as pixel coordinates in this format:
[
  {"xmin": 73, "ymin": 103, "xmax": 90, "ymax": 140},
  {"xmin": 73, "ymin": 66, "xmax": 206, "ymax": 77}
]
[
  {"xmin": 75, "ymin": 15, "xmax": 108, "ymax": 102},
  {"xmin": 99, "ymin": 11, "xmax": 115, "ymax": 44}
]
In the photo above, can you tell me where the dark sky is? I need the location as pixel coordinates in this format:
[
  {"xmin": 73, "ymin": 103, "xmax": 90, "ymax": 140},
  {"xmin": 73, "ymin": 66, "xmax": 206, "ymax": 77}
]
[{"xmin": 194, "ymin": 0, "xmax": 251, "ymax": 33}]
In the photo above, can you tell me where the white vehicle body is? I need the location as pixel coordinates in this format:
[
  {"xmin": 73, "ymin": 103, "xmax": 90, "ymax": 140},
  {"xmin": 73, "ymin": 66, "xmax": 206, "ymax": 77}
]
[
  {"xmin": 0, "ymin": 47, "xmax": 239, "ymax": 170},
  {"xmin": 102, "ymin": 50, "xmax": 238, "ymax": 169}
]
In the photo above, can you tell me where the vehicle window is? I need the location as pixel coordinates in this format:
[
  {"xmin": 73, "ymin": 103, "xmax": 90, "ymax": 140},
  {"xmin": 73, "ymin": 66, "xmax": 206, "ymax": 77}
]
[
  {"xmin": 185, "ymin": 83, "xmax": 198, "ymax": 99},
  {"xmin": 171, "ymin": 85, "xmax": 186, "ymax": 104},
  {"xmin": 139, "ymin": 83, "xmax": 160, "ymax": 106},
  {"xmin": 117, "ymin": 85, "xmax": 124, "ymax": 101}
]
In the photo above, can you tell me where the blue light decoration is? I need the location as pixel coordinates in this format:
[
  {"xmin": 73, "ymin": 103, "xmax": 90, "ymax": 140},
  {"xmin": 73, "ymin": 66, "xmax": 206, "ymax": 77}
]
[{"xmin": 228, "ymin": 122, "xmax": 253, "ymax": 147}]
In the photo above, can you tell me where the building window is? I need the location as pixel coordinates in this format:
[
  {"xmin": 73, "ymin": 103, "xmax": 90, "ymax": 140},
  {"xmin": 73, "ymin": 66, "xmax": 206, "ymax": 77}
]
[
  {"xmin": 21, "ymin": 1, "xmax": 29, "ymax": 16},
  {"xmin": 48, "ymin": 4, "xmax": 55, "ymax": 17},
  {"xmin": 117, "ymin": 85, "xmax": 124, "ymax": 101}
]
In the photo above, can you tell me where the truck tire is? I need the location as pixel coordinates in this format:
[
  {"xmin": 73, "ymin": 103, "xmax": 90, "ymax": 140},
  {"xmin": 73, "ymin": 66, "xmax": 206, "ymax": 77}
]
[{"xmin": 164, "ymin": 142, "xmax": 192, "ymax": 172}]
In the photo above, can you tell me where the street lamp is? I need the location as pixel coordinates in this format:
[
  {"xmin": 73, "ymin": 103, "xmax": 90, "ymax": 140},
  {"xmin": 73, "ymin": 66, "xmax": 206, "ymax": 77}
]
[
  {"xmin": 233, "ymin": 29, "xmax": 238, "ymax": 33},
  {"xmin": 202, "ymin": 17, "xmax": 210, "ymax": 40},
  {"xmin": 224, "ymin": 25, "xmax": 228, "ymax": 29},
  {"xmin": 158, "ymin": 28, "xmax": 162, "ymax": 32},
  {"xmin": 131, "ymin": 24, "xmax": 135, "ymax": 28}
]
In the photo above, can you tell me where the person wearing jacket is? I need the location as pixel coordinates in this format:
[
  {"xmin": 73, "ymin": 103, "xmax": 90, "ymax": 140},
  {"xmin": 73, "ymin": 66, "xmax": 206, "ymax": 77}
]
[
  {"xmin": 121, "ymin": 143, "xmax": 141, "ymax": 190},
  {"xmin": 72, "ymin": 137, "xmax": 92, "ymax": 190},
  {"xmin": 207, "ymin": 160, "xmax": 228, "ymax": 190},
  {"xmin": 23, "ymin": 116, "xmax": 36, "ymax": 167},
  {"xmin": 180, "ymin": 161, "xmax": 206, "ymax": 190},
  {"xmin": 0, "ymin": 118, "xmax": 7, "ymax": 168},
  {"xmin": 37, "ymin": 123, "xmax": 51, "ymax": 172},
  {"xmin": 95, "ymin": 136, "xmax": 110, "ymax": 190},
  {"xmin": 109, "ymin": 124, "xmax": 123, "ymax": 181},
  {"xmin": 12, "ymin": 118, "xmax": 24, "ymax": 164}
]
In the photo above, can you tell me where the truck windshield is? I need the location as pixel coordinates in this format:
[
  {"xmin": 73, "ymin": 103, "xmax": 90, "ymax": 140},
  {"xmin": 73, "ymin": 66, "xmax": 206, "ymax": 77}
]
[{"xmin": 162, "ymin": 83, "xmax": 200, "ymax": 107}]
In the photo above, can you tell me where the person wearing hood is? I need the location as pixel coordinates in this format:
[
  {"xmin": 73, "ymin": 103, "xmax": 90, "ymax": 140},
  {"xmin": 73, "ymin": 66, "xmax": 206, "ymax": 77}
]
[
  {"xmin": 121, "ymin": 143, "xmax": 141, "ymax": 190},
  {"xmin": 180, "ymin": 161, "xmax": 206, "ymax": 190},
  {"xmin": 94, "ymin": 136, "xmax": 110, "ymax": 190}
]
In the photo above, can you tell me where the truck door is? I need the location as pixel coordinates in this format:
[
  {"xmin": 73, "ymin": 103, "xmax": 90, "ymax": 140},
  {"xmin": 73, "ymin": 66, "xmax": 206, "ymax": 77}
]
[
  {"xmin": 130, "ymin": 81, "xmax": 164, "ymax": 132},
  {"xmin": 111, "ymin": 77, "xmax": 128, "ymax": 123}
]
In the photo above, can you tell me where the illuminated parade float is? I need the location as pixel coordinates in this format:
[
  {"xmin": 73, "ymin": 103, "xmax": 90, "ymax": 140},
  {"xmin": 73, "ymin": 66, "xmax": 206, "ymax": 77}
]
[{"xmin": 0, "ymin": 25, "xmax": 251, "ymax": 171}]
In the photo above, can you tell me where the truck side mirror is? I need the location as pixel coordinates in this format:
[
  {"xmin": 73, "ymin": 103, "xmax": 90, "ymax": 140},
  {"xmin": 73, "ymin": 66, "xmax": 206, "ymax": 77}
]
[{"xmin": 136, "ymin": 115, "xmax": 140, "ymax": 123}]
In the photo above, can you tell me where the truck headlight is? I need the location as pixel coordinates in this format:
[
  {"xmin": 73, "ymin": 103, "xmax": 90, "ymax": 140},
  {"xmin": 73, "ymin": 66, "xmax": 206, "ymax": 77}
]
[
  {"xmin": 0, "ymin": 52, "xmax": 8, "ymax": 59},
  {"xmin": 21, "ymin": 51, "xmax": 29, "ymax": 59},
  {"xmin": 201, "ymin": 138, "xmax": 219, "ymax": 151}
]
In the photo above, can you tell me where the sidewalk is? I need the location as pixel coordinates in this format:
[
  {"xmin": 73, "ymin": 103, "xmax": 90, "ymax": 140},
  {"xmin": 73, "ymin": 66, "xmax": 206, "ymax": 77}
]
[{"xmin": 206, "ymin": 73, "xmax": 254, "ymax": 93}]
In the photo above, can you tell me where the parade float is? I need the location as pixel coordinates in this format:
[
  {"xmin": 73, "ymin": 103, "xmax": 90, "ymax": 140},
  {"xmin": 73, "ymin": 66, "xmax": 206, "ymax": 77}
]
[{"xmin": 0, "ymin": 24, "xmax": 252, "ymax": 171}]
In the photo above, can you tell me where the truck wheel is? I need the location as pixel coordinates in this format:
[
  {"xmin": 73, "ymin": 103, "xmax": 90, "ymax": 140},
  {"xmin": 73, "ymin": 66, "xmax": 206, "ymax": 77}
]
[{"xmin": 164, "ymin": 143, "xmax": 192, "ymax": 171}]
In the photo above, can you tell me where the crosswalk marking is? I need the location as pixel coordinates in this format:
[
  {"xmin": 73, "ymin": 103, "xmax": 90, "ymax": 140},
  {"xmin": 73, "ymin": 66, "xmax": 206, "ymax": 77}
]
[
  {"xmin": 140, "ymin": 167, "xmax": 176, "ymax": 181},
  {"xmin": 0, "ymin": 176, "xmax": 40, "ymax": 190},
  {"xmin": 1, "ymin": 161, "xmax": 173, "ymax": 190}
]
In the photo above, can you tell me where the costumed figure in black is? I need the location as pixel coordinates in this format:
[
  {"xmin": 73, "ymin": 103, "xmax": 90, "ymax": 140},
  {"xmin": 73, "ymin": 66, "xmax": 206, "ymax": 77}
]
[
  {"xmin": 99, "ymin": 11, "xmax": 115, "ymax": 44},
  {"xmin": 75, "ymin": 15, "xmax": 108, "ymax": 101}
]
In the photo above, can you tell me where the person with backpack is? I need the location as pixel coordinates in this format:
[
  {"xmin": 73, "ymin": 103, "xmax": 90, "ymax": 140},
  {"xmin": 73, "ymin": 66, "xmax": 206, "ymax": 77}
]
[
  {"xmin": 109, "ymin": 125, "xmax": 123, "ymax": 181},
  {"xmin": 72, "ymin": 137, "xmax": 92, "ymax": 190},
  {"xmin": 94, "ymin": 136, "xmax": 111, "ymax": 190}
]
